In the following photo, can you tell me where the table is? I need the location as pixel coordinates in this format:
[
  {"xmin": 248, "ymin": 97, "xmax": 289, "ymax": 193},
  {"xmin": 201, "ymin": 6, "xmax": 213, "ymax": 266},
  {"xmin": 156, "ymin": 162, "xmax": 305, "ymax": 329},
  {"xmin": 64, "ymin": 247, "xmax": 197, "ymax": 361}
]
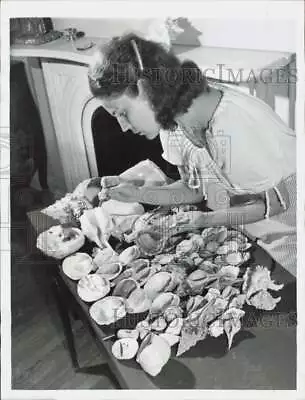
[{"xmin": 27, "ymin": 210, "xmax": 297, "ymax": 389}]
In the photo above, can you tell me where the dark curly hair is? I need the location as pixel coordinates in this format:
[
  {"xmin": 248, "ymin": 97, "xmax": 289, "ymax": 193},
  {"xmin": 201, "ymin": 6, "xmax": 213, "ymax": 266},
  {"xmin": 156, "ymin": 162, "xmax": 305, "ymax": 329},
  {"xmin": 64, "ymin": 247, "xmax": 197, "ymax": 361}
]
[{"xmin": 88, "ymin": 33, "xmax": 210, "ymax": 130}]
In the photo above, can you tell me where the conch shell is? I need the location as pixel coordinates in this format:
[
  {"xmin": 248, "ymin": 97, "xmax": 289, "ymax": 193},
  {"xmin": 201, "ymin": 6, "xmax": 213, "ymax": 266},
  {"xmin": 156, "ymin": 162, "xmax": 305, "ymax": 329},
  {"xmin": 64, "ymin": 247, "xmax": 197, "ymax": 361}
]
[
  {"xmin": 136, "ymin": 333, "xmax": 171, "ymax": 377},
  {"xmin": 242, "ymin": 265, "xmax": 284, "ymax": 298}
]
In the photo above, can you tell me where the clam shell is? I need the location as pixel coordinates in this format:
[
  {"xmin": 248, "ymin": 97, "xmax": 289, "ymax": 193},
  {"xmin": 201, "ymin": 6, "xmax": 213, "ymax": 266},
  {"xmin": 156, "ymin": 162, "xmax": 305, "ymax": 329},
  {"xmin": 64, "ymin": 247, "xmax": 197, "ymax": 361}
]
[
  {"xmin": 119, "ymin": 245, "xmax": 141, "ymax": 265},
  {"xmin": 62, "ymin": 252, "xmax": 94, "ymax": 280},
  {"xmin": 93, "ymin": 248, "xmax": 119, "ymax": 268},
  {"xmin": 77, "ymin": 274, "xmax": 110, "ymax": 302},
  {"xmin": 96, "ymin": 262, "xmax": 123, "ymax": 280},
  {"xmin": 89, "ymin": 296, "xmax": 126, "ymax": 325},
  {"xmin": 159, "ymin": 333, "xmax": 180, "ymax": 347},
  {"xmin": 216, "ymin": 240, "xmax": 239, "ymax": 255},
  {"xmin": 176, "ymin": 240, "xmax": 198, "ymax": 255},
  {"xmin": 151, "ymin": 316, "xmax": 167, "ymax": 332},
  {"xmin": 225, "ymin": 252, "xmax": 250, "ymax": 265},
  {"xmin": 205, "ymin": 241, "xmax": 219, "ymax": 253},
  {"xmin": 150, "ymin": 292, "xmax": 180, "ymax": 316},
  {"xmin": 130, "ymin": 259, "xmax": 152, "ymax": 286},
  {"xmin": 136, "ymin": 320, "xmax": 151, "ymax": 340},
  {"xmin": 143, "ymin": 272, "xmax": 172, "ymax": 300},
  {"xmin": 112, "ymin": 338, "xmax": 139, "ymax": 360},
  {"xmin": 153, "ymin": 254, "xmax": 176, "ymax": 265},
  {"xmin": 113, "ymin": 278, "xmax": 139, "ymax": 298},
  {"xmin": 125, "ymin": 288, "xmax": 152, "ymax": 314}
]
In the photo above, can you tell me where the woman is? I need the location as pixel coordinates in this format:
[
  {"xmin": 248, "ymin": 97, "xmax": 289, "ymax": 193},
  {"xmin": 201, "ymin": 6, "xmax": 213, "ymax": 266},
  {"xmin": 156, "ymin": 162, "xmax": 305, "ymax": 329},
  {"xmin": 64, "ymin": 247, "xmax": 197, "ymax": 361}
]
[{"xmin": 87, "ymin": 33, "xmax": 296, "ymax": 277}]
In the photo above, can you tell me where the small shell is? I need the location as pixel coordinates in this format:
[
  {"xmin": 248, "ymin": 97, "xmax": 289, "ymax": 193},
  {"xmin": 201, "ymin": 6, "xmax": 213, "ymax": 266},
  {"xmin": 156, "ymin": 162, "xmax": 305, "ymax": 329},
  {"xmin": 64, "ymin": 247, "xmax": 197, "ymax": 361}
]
[
  {"xmin": 89, "ymin": 296, "xmax": 126, "ymax": 325},
  {"xmin": 176, "ymin": 240, "xmax": 198, "ymax": 255},
  {"xmin": 209, "ymin": 320, "xmax": 224, "ymax": 338},
  {"xmin": 62, "ymin": 253, "xmax": 94, "ymax": 280},
  {"xmin": 93, "ymin": 248, "xmax": 119, "ymax": 267},
  {"xmin": 112, "ymin": 338, "xmax": 139, "ymax": 360},
  {"xmin": 143, "ymin": 272, "xmax": 172, "ymax": 300},
  {"xmin": 205, "ymin": 241, "xmax": 219, "ymax": 253},
  {"xmin": 215, "ymin": 227, "xmax": 229, "ymax": 244},
  {"xmin": 119, "ymin": 245, "xmax": 141, "ymax": 265},
  {"xmin": 165, "ymin": 317, "xmax": 184, "ymax": 336},
  {"xmin": 163, "ymin": 306, "xmax": 183, "ymax": 323},
  {"xmin": 217, "ymin": 240, "xmax": 239, "ymax": 255},
  {"xmin": 117, "ymin": 329, "xmax": 139, "ymax": 340},
  {"xmin": 136, "ymin": 320, "xmax": 151, "ymax": 339},
  {"xmin": 126, "ymin": 288, "xmax": 152, "ymax": 314},
  {"xmin": 246, "ymin": 290, "xmax": 281, "ymax": 311},
  {"xmin": 159, "ymin": 333, "xmax": 180, "ymax": 347},
  {"xmin": 151, "ymin": 316, "xmax": 167, "ymax": 332},
  {"xmin": 96, "ymin": 262, "xmax": 123, "ymax": 280},
  {"xmin": 153, "ymin": 254, "xmax": 176, "ymax": 265},
  {"xmin": 218, "ymin": 265, "xmax": 240, "ymax": 279},
  {"xmin": 186, "ymin": 295, "xmax": 206, "ymax": 314},
  {"xmin": 150, "ymin": 292, "xmax": 180, "ymax": 316},
  {"xmin": 113, "ymin": 278, "xmax": 139, "ymax": 298},
  {"xmin": 225, "ymin": 252, "xmax": 244, "ymax": 266},
  {"xmin": 77, "ymin": 274, "xmax": 110, "ymax": 302}
]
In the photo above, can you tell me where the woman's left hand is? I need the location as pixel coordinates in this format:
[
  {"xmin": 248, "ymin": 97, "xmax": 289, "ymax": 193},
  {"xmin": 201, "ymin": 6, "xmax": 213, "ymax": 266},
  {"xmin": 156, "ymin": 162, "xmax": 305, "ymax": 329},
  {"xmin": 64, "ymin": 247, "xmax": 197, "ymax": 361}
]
[{"xmin": 108, "ymin": 182, "xmax": 140, "ymax": 203}]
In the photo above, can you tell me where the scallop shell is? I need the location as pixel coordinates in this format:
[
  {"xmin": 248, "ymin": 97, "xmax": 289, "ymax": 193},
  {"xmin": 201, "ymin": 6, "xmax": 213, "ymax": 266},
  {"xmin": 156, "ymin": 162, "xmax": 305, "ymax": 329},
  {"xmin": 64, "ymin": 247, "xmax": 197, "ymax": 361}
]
[
  {"xmin": 89, "ymin": 296, "xmax": 126, "ymax": 325},
  {"xmin": 96, "ymin": 262, "xmax": 123, "ymax": 280},
  {"xmin": 125, "ymin": 288, "xmax": 152, "ymax": 314},
  {"xmin": 77, "ymin": 274, "xmax": 110, "ymax": 302},
  {"xmin": 62, "ymin": 252, "xmax": 94, "ymax": 280},
  {"xmin": 113, "ymin": 278, "xmax": 139, "ymax": 298},
  {"xmin": 112, "ymin": 338, "xmax": 139, "ymax": 360}
]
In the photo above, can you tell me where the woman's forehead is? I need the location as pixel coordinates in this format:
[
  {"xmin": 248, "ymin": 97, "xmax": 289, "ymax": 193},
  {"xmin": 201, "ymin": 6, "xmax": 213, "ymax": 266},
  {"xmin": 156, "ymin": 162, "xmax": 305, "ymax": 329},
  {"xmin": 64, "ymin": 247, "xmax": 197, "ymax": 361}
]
[{"xmin": 102, "ymin": 94, "xmax": 130, "ymax": 110}]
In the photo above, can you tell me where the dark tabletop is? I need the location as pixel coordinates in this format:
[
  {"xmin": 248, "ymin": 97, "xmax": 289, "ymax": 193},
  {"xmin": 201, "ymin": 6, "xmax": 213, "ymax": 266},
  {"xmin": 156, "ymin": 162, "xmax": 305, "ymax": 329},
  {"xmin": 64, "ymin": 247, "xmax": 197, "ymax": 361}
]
[{"xmin": 27, "ymin": 210, "xmax": 297, "ymax": 390}]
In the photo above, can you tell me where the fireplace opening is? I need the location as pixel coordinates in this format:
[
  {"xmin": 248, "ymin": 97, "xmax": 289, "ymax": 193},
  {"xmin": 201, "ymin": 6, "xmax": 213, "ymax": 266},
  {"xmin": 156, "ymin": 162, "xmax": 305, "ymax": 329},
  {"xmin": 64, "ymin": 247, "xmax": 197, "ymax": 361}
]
[{"xmin": 91, "ymin": 107, "xmax": 179, "ymax": 181}]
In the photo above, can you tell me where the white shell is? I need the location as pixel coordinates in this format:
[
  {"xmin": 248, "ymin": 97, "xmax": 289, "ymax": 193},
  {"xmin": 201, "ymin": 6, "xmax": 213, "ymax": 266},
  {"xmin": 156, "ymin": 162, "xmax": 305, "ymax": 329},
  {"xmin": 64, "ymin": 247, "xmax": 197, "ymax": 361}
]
[
  {"xmin": 62, "ymin": 252, "xmax": 94, "ymax": 280},
  {"xmin": 143, "ymin": 272, "xmax": 172, "ymax": 300},
  {"xmin": 153, "ymin": 254, "xmax": 176, "ymax": 265},
  {"xmin": 119, "ymin": 245, "xmax": 141, "ymax": 265},
  {"xmin": 96, "ymin": 262, "xmax": 123, "ymax": 281},
  {"xmin": 112, "ymin": 278, "xmax": 139, "ymax": 298},
  {"xmin": 159, "ymin": 333, "xmax": 180, "ymax": 347},
  {"xmin": 37, "ymin": 226, "xmax": 85, "ymax": 260},
  {"xmin": 93, "ymin": 247, "xmax": 119, "ymax": 267},
  {"xmin": 217, "ymin": 240, "xmax": 239, "ymax": 255},
  {"xmin": 150, "ymin": 292, "xmax": 180, "ymax": 316},
  {"xmin": 112, "ymin": 338, "xmax": 139, "ymax": 360},
  {"xmin": 89, "ymin": 296, "xmax": 126, "ymax": 325},
  {"xmin": 205, "ymin": 241, "xmax": 219, "ymax": 253},
  {"xmin": 165, "ymin": 317, "xmax": 183, "ymax": 336},
  {"xmin": 136, "ymin": 320, "xmax": 151, "ymax": 339},
  {"xmin": 225, "ymin": 252, "xmax": 244, "ymax": 265},
  {"xmin": 136, "ymin": 333, "xmax": 171, "ymax": 377},
  {"xmin": 117, "ymin": 329, "xmax": 139, "ymax": 340},
  {"xmin": 77, "ymin": 274, "xmax": 110, "ymax": 302},
  {"xmin": 151, "ymin": 317, "xmax": 167, "ymax": 332},
  {"xmin": 126, "ymin": 288, "xmax": 152, "ymax": 314}
]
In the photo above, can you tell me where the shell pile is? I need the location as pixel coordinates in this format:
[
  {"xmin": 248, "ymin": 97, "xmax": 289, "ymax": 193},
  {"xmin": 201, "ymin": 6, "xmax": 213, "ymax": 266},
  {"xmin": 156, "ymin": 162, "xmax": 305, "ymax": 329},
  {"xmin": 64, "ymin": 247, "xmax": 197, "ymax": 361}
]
[{"xmin": 57, "ymin": 210, "xmax": 284, "ymax": 377}]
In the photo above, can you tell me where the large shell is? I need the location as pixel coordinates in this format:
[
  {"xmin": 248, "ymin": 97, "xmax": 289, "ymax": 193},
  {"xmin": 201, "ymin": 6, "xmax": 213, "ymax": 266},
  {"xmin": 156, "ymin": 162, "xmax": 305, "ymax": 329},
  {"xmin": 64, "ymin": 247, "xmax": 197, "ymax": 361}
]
[
  {"xmin": 96, "ymin": 262, "xmax": 123, "ymax": 280},
  {"xmin": 246, "ymin": 290, "xmax": 281, "ymax": 311},
  {"xmin": 62, "ymin": 252, "xmax": 94, "ymax": 280},
  {"xmin": 165, "ymin": 317, "xmax": 184, "ymax": 336},
  {"xmin": 119, "ymin": 245, "xmax": 141, "ymax": 265},
  {"xmin": 125, "ymin": 288, "xmax": 152, "ymax": 314},
  {"xmin": 143, "ymin": 272, "xmax": 172, "ymax": 300},
  {"xmin": 225, "ymin": 251, "xmax": 250, "ymax": 266},
  {"xmin": 77, "ymin": 274, "xmax": 110, "ymax": 302},
  {"xmin": 112, "ymin": 278, "xmax": 139, "ymax": 298},
  {"xmin": 93, "ymin": 247, "xmax": 119, "ymax": 267},
  {"xmin": 89, "ymin": 296, "xmax": 126, "ymax": 325},
  {"xmin": 151, "ymin": 316, "xmax": 167, "ymax": 332},
  {"xmin": 242, "ymin": 265, "xmax": 284, "ymax": 298},
  {"xmin": 112, "ymin": 338, "xmax": 139, "ymax": 360},
  {"xmin": 159, "ymin": 333, "xmax": 180, "ymax": 347},
  {"xmin": 37, "ymin": 226, "xmax": 85, "ymax": 260},
  {"xmin": 176, "ymin": 239, "xmax": 199, "ymax": 255},
  {"xmin": 136, "ymin": 333, "xmax": 171, "ymax": 377}
]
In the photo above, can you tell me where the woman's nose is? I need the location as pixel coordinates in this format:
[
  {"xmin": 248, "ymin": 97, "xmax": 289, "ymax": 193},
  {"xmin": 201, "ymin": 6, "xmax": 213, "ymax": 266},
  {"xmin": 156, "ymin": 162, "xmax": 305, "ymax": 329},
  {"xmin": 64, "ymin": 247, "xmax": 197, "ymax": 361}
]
[{"xmin": 117, "ymin": 116, "xmax": 131, "ymax": 132}]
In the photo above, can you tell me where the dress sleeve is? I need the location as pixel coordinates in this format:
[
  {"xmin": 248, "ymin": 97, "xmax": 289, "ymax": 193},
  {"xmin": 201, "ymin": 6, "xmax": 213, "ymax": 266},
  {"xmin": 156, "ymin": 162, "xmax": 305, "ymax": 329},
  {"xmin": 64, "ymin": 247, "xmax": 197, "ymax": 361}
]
[{"xmin": 159, "ymin": 128, "xmax": 184, "ymax": 167}]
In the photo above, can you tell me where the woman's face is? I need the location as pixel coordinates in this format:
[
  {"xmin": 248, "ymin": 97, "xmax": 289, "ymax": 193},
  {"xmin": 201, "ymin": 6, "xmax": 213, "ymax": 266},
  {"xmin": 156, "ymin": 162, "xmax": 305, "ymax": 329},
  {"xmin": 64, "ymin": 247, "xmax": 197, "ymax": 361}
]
[{"xmin": 100, "ymin": 81, "xmax": 161, "ymax": 140}]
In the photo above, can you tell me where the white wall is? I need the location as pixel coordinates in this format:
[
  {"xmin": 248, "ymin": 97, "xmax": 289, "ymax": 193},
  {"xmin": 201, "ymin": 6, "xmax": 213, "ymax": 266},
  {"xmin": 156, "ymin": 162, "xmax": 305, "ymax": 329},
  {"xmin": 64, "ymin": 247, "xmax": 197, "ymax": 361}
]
[{"xmin": 52, "ymin": 17, "xmax": 296, "ymax": 53}]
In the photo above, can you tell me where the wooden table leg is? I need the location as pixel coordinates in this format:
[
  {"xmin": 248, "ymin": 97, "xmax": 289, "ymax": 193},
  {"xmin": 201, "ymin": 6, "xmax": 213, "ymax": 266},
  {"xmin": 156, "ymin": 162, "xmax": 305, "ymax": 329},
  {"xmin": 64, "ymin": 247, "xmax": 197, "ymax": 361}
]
[{"xmin": 51, "ymin": 274, "xmax": 80, "ymax": 370}]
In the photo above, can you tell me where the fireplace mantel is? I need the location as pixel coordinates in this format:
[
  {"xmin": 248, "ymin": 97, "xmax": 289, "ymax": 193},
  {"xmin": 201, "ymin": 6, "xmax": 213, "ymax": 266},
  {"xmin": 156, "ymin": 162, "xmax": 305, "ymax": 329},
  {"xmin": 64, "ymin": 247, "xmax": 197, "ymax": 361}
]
[{"xmin": 10, "ymin": 37, "xmax": 296, "ymax": 195}]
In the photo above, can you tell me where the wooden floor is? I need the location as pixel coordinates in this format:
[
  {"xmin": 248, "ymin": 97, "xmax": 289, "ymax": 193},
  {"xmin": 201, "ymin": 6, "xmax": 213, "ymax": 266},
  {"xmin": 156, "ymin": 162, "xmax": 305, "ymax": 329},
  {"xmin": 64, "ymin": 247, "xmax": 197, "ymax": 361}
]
[{"xmin": 10, "ymin": 193, "xmax": 118, "ymax": 390}]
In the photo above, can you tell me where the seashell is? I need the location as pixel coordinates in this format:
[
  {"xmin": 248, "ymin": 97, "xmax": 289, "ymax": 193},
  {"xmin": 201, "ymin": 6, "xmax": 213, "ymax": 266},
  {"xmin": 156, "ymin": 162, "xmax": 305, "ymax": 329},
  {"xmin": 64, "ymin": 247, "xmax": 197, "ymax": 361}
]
[
  {"xmin": 165, "ymin": 317, "xmax": 184, "ymax": 336},
  {"xmin": 159, "ymin": 333, "xmax": 180, "ymax": 347},
  {"xmin": 218, "ymin": 265, "xmax": 240, "ymax": 279},
  {"xmin": 119, "ymin": 245, "xmax": 141, "ymax": 265},
  {"xmin": 62, "ymin": 252, "xmax": 94, "ymax": 280},
  {"xmin": 130, "ymin": 259, "xmax": 152, "ymax": 286},
  {"xmin": 96, "ymin": 262, "xmax": 123, "ymax": 280},
  {"xmin": 112, "ymin": 338, "xmax": 139, "ymax": 360},
  {"xmin": 136, "ymin": 333, "xmax": 171, "ymax": 377},
  {"xmin": 246, "ymin": 290, "xmax": 281, "ymax": 310},
  {"xmin": 215, "ymin": 227, "xmax": 229, "ymax": 244},
  {"xmin": 113, "ymin": 278, "xmax": 139, "ymax": 298},
  {"xmin": 186, "ymin": 295, "xmax": 206, "ymax": 314},
  {"xmin": 89, "ymin": 296, "xmax": 126, "ymax": 325},
  {"xmin": 204, "ymin": 288, "xmax": 221, "ymax": 301},
  {"xmin": 37, "ymin": 226, "xmax": 85, "ymax": 260},
  {"xmin": 242, "ymin": 265, "xmax": 284, "ymax": 298},
  {"xmin": 125, "ymin": 288, "xmax": 152, "ymax": 314},
  {"xmin": 225, "ymin": 252, "xmax": 244, "ymax": 266},
  {"xmin": 221, "ymin": 285, "xmax": 240, "ymax": 300},
  {"xmin": 93, "ymin": 247, "xmax": 119, "ymax": 268},
  {"xmin": 176, "ymin": 240, "xmax": 198, "ymax": 255},
  {"xmin": 111, "ymin": 268, "xmax": 133, "ymax": 287},
  {"xmin": 150, "ymin": 292, "xmax": 180, "ymax": 316},
  {"xmin": 143, "ymin": 272, "xmax": 172, "ymax": 300},
  {"xmin": 209, "ymin": 319, "xmax": 224, "ymax": 338},
  {"xmin": 190, "ymin": 234, "xmax": 206, "ymax": 249},
  {"xmin": 163, "ymin": 306, "xmax": 183, "ymax": 323},
  {"xmin": 117, "ymin": 329, "xmax": 139, "ymax": 340},
  {"xmin": 153, "ymin": 254, "xmax": 176, "ymax": 265},
  {"xmin": 197, "ymin": 260, "xmax": 219, "ymax": 274},
  {"xmin": 136, "ymin": 320, "xmax": 151, "ymax": 339},
  {"xmin": 77, "ymin": 274, "xmax": 110, "ymax": 302},
  {"xmin": 217, "ymin": 240, "xmax": 239, "ymax": 255},
  {"xmin": 238, "ymin": 241, "xmax": 252, "ymax": 251},
  {"xmin": 205, "ymin": 240, "xmax": 219, "ymax": 253},
  {"xmin": 151, "ymin": 316, "xmax": 167, "ymax": 332}
]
